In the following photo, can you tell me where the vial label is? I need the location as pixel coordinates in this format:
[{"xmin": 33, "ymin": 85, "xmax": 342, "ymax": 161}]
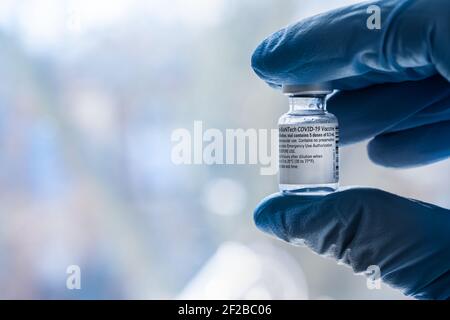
[{"xmin": 279, "ymin": 124, "xmax": 339, "ymax": 185}]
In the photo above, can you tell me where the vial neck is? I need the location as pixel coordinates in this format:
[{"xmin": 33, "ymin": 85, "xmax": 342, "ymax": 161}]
[{"xmin": 288, "ymin": 95, "xmax": 326, "ymax": 114}]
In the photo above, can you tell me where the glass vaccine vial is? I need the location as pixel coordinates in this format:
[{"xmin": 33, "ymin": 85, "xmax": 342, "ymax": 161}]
[{"xmin": 279, "ymin": 84, "xmax": 339, "ymax": 195}]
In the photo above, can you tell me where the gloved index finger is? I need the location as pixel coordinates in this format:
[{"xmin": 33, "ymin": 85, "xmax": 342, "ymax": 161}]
[{"xmin": 251, "ymin": 0, "xmax": 450, "ymax": 90}]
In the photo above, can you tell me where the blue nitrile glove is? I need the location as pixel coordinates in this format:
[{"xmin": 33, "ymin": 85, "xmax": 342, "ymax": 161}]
[{"xmin": 251, "ymin": 0, "xmax": 450, "ymax": 299}]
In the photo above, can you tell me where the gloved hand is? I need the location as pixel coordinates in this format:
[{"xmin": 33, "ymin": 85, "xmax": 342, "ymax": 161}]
[{"xmin": 251, "ymin": 0, "xmax": 450, "ymax": 299}]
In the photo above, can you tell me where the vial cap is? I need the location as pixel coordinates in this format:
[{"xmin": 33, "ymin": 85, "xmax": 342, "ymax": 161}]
[{"xmin": 282, "ymin": 83, "xmax": 333, "ymax": 96}]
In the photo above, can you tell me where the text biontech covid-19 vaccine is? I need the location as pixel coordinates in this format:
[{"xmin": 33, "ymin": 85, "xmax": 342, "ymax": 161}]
[{"xmin": 279, "ymin": 84, "xmax": 339, "ymax": 195}]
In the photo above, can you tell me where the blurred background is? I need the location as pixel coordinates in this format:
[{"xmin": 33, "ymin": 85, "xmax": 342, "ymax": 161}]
[{"xmin": 0, "ymin": 0, "xmax": 448, "ymax": 299}]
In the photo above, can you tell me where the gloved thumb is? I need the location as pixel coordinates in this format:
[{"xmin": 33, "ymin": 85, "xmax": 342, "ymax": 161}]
[{"xmin": 254, "ymin": 188, "xmax": 450, "ymax": 299}]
